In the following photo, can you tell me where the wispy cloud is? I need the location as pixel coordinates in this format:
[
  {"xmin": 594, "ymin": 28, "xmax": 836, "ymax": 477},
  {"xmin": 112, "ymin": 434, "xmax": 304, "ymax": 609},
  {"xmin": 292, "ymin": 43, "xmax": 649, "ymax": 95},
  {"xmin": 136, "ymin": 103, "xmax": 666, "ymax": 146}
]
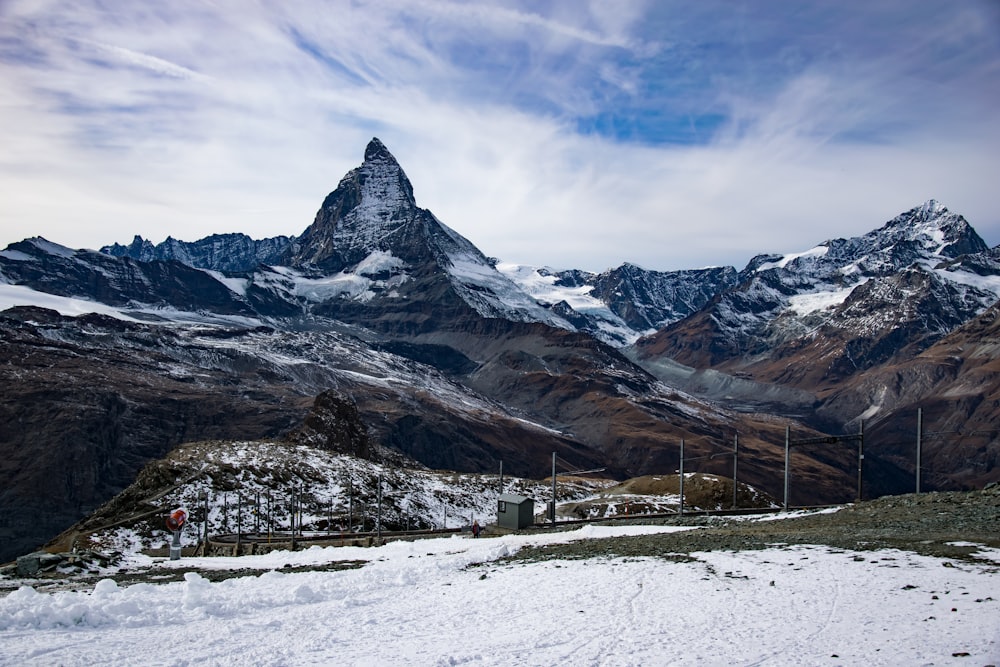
[
  {"xmin": 0, "ymin": 0, "xmax": 997, "ymax": 271},
  {"xmin": 72, "ymin": 37, "xmax": 212, "ymax": 82}
]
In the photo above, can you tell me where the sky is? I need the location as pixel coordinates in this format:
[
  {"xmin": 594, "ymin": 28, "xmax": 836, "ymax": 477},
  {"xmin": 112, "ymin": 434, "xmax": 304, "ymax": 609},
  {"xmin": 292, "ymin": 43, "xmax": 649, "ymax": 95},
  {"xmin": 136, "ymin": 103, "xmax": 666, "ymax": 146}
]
[
  {"xmin": 2, "ymin": 523, "xmax": 999, "ymax": 665},
  {"xmin": 1, "ymin": 1, "xmax": 999, "ymax": 272}
]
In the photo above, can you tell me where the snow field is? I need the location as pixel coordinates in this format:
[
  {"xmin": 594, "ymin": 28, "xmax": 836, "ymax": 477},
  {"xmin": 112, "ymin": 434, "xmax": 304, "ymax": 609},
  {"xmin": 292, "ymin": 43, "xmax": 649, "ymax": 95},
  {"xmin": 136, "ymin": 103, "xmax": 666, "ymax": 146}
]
[{"xmin": 2, "ymin": 524, "xmax": 998, "ymax": 666}]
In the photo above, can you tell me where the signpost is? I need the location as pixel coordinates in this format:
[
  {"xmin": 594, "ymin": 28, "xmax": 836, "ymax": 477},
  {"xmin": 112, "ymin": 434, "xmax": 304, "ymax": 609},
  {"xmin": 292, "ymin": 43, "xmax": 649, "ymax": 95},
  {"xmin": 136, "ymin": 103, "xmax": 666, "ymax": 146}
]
[{"xmin": 165, "ymin": 508, "xmax": 188, "ymax": 561}]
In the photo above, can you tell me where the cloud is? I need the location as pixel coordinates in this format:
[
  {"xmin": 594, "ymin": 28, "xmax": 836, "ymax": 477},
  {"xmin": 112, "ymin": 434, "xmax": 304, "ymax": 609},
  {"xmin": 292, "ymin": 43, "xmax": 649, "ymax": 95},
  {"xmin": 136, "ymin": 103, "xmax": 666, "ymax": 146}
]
[
  {"xmin": 72, "ymin": 38, "xmax": 212, "ymax": 82},
  {"xmin": 0, "ymin": 0, "xmax": 997, "ymax": 273}
]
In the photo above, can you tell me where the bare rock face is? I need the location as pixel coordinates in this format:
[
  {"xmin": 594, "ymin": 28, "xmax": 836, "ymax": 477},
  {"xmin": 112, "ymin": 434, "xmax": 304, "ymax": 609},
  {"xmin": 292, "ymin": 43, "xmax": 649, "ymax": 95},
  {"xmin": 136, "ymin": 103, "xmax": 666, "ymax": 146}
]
[
  {"xmin": 0, "ymin": 309, "xmax": 310, "ymax": 563},
  {"xmin": 816, "ymin": 303, "xmax": 1000, "ymax": 491},
  {"xmin": 284, "ymin": 391, "xmax": 373, "ymax": 459}
]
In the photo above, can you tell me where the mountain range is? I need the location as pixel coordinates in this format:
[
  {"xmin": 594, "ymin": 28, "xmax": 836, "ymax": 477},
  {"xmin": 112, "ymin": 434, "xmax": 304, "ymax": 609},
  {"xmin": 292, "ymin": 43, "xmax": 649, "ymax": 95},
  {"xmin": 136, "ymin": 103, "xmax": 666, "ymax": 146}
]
[{"xmin": 1, "ymin": 137, "xmax": 998, "ymax": 562}]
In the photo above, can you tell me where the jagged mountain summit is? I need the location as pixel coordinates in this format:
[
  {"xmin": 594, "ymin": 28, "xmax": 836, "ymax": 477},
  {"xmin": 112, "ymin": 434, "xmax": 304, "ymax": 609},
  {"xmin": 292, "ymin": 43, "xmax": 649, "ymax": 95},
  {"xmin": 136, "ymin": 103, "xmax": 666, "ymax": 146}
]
[
  {"xmin": 283, "ymin": 137, "xmax": 421, "ymax": 271},
  {"xmin": 276, "ymin": 137, "xmax": 570, "ymax": 333},
  {"xmin": 102, "ymin": 233, "xmax": 294, "ymax": 273}
]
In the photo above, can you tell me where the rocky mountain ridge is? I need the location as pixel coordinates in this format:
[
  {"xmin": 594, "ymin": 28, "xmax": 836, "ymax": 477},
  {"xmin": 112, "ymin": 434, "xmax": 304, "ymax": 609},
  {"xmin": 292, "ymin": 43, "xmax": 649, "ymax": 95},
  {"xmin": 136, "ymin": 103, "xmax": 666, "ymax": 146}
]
[
  {"xmin": 102, "ymin": 233, "xmax": 294, "ymax": 273},
  {"xmin": 635, "ymin": 200, "xmax": 1000, "ymax": 372}
]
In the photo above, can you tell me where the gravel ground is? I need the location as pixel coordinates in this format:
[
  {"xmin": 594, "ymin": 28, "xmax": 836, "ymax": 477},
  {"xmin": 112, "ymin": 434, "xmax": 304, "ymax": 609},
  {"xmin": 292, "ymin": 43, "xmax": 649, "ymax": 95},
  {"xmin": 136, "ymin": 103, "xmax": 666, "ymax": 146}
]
[{"xmin": 506, "ymin": 488, "xmax": 1000, "ymax": 566}]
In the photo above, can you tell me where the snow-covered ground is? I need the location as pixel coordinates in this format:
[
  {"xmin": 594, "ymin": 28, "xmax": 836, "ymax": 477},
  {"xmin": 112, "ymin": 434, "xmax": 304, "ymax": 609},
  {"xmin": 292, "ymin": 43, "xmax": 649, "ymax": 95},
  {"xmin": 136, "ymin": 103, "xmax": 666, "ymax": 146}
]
[{"xmin": 2, "ymin": 523, "xmax": 998, "ymax": 666}]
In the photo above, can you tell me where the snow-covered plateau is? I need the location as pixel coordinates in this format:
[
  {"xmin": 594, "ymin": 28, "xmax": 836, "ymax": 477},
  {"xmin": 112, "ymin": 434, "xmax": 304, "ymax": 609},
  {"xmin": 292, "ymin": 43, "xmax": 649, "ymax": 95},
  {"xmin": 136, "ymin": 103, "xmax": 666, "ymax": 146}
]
[{"xmin": 1, "ymin": 520, "xmax": 998, "ymax": 666}]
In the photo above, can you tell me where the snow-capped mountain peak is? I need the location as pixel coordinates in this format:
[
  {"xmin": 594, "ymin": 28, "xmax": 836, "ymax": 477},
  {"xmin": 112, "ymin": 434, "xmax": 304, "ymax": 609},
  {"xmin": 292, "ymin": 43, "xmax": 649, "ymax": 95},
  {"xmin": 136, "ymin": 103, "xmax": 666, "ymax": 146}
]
[
  {"xmin": 876, "ymin": 199, "xmax": 987, "ymax": 259},
  {"xmin": 342, "ymin": 137, "xmax": 419, "ymax": 234},
  {"xmin": 637, "ymin": 199, "xmax": 1000, "ymax": 392},
  {"xmin": 271, "ymin": 138, "xmax": 574, "ymax": 329},
  {"xmin": 283, "ymin": 137, "xmax": 421, "ymax": 272}
]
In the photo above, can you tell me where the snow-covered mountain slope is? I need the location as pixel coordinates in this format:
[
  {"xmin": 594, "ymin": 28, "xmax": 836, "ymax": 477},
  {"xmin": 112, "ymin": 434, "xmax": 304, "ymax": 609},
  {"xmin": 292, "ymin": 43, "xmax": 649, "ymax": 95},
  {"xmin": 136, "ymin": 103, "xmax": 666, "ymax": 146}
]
[
  {"xmin": 498, "ymin": 262, "xmax": 738, "ymax": 346},
  {"xmin": 46, "ymin": 438, "xmax": 616, "ymax": 555},
  {"xmin": 0, "ymin": 304, "xmax": 603, "ymax": 563},
  {"xmin": 0, "ymin": 295, "xmax": 859, "ymax": 566},
  {"xmin": 0, "ymin": 237, "xmax": 302, "ymax": 321},
  {"xmin": 635, "ymin": 200, "xmax": 1000, "ymax": 380}
]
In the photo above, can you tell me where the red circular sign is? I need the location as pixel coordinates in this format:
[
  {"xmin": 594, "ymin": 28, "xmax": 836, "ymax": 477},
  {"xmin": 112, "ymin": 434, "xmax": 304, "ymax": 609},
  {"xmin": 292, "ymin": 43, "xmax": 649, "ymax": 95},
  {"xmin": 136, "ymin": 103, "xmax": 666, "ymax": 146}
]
[{"xmin": 165, "ymin": 508, "xmax": 188, "ymax": 531}]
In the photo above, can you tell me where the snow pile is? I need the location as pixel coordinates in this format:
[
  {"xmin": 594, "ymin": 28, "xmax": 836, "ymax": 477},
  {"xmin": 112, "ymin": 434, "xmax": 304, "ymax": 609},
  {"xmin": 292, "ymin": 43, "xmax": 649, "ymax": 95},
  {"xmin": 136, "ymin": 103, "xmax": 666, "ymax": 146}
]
[{"xmin": 1, "ymin": 525, "xmax": 998, "ymax": 665}]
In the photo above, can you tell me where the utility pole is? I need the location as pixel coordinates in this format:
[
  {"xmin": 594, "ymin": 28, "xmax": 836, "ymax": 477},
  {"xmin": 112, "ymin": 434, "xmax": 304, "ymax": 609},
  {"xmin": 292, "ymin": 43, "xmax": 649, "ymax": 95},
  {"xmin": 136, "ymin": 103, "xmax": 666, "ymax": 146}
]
[
  {"xmin": 236, "ymin": 492, "xmax": 242, "ymax": 550},
  {"xmin": 916, "ymin": 407, "xmax": 923, "ymax": 494},
  {"xmin": 499, "ymin": 460, "xmax": 504, "ymax": 497},
  {"xmin": 550, "ymin": 452, "xmax": 557, "ymax": 523},
  {"xmin": 376, "ymin": 474, "xmax": 383, "ymax": 540},
  {"xmin": 784, "ymin": 426, "xmax": 790, "ymax": 510},
  {"xmin": 857, "ymin": 420, "xmax": 865, "ymax": 502},
  {"xmin": 291, "ymin": 490, "xmax": 297, "ymax": 535},
  {"xmin": 202, "ymin": 492, "xmax": 209, "ymax": 556},
  {"xmin": 732, "ymin": 433, "xmax": 739, "ymax": 510},
  {"xmin": 678, "ymin": 439, "xmax": 685, "ymax": 516}
]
